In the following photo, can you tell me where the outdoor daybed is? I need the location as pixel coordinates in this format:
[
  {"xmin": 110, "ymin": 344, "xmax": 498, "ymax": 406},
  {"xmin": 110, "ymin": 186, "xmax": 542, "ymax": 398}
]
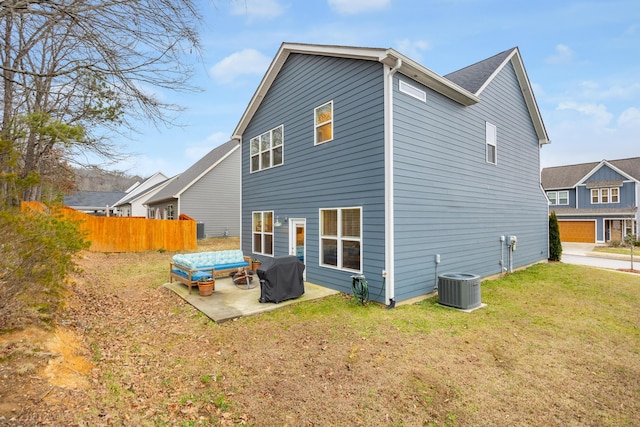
[{"xmin": 169, "ymin": 250, "xmax": 251, "ymax": 294}]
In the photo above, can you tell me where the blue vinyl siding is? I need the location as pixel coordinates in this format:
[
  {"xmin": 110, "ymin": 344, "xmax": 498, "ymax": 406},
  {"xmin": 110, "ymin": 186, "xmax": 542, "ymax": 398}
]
[
  {"xmin": 392, "ymin": 63, "xmax": 548, "ymax": 301},
  {"xmin": 241, "ymin": 54, "xmax": 386, "ymax": 297},
  {"xmin": 576, "ymin": 166, "xmax": 635, "ymax": 208}
]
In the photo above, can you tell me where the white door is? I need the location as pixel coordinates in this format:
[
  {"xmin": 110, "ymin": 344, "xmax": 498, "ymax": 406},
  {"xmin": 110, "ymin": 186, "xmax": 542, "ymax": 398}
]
[{"xmin": 289, "ymin": 218, "xmax": 306, "ymax": 280}]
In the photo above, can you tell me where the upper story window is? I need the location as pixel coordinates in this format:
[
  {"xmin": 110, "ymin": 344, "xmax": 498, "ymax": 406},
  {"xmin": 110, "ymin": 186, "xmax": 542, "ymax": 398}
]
[
  {"xmin": 399, "ymin": 80, "xmax": 426, "ymax": 102},
  {"xmin": 320, "ymin": 207, "xmax": 361, "ymax": 272},
  {"xmin": 252, "ymin": 211, "xmax": 274, "ymax": 256},
  {"xmin": 314, "ymin": 101, "xmax": 333, "ymax": 145},
  {"xmin": 485, "ymin": 122, "xmax": 497, "ymax": 165},
  {"xmin": 591, "ymin": 187, "xmax": 620, "ymax": 204},
  {"xmin": 250, "ymin": 125, "xmax": 283, "ymax": 173},
  {"xmin": 547, "ymin": 191, "xmax": 568, "ymax": 205}
]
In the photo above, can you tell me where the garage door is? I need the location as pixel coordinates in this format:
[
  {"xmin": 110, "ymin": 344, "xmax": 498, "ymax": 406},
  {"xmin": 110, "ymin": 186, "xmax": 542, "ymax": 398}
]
[{"xmin": 558, "ymin": 220, "xmax": 596, "ymax": 243}]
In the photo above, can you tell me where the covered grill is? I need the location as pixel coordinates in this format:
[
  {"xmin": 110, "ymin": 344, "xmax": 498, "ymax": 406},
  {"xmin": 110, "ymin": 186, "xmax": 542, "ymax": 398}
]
[{"xmin": 257, "ymin": 256, "xmax": 305, "ymax": 303}]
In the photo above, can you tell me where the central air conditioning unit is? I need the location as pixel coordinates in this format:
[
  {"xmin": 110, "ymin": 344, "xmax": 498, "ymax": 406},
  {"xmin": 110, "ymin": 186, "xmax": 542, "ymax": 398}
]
[{"xmin": 438, "ymin": 273, "xmax": 481, "ymax": 309}]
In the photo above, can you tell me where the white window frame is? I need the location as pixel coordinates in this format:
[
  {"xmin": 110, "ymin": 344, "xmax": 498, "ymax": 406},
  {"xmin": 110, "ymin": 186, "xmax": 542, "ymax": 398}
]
[
  {"xmin": 319, "ymin": 207, "xmax": 362, "ymax": 273},
  {"xmin": 547, "ymin": 190, "xmax": 568, "ymax": 205},
  {"xmin": 252, "ymin": 211, "xmax": 274, "ymax": 256},
  {"xmin": 399, "ymin": 80, "xmax": 427, "ymax": 102},
  {"xmin": 167, "ymin": 204, "xmax": 174, "ymax": 220},
  {"xmin": 485, "ymin": 122, "xmax": 497, "ymax": 165},
  {"xmin": 250, "ymin": 125, "xmax": 284, "ymax": 173},
  {"xmin": 591, "ymin": 187, "xmax": 621, "ymax": 204},
  {"xmin": 314, "ymin": 100, "xmax": 334, "ymax": 145},
  {"xmin": 611, "ymin": 187, "xmax": 619, "ymax": 203}
]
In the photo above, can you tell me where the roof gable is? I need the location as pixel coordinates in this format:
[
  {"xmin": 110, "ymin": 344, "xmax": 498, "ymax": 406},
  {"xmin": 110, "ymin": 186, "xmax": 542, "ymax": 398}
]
[
  {"xmin": 146, "ymin": 140, "xmax": 239, "ymax": 204},
  {"xmin": 542, "ymin": 157, "xmax": 640, "ymax": 189},
  {"xmin": 232, "ymin": 42, "xmax": 482, "ymax": 139},
  {"xmin": 445, "ymin": 48, "xmax": 515, "ymax": 94},
  {"xmin": 445, "ymin": 47, "xmax": 549, "ymax": 145},
  {"xmin": 232, "ymin": 42, "xmax": 548, "ymax": 146}
]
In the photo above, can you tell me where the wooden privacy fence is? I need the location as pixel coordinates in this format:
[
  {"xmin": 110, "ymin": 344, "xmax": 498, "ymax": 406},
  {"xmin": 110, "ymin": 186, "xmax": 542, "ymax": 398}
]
[{"xmin": 21, "ymin": 202, "xmax": 197, "ymax": 252}]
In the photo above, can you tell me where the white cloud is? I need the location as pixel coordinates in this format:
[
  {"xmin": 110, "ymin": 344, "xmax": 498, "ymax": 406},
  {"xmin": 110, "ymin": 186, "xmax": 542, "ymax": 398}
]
[
  {"xmin": 556, "ymin": 102, "xmax": 613, "ymax": 128},
  {"xmin": 328, "ymin": 0, "xmax": 390, "ymax": 15},
  {"xmin": 395, "ymin": 38, "xmax": 431, "ymax": 61},
  {"xmin": 209, "ymin": 49, "xmax": 272, "ymax": 85},
  {"xmin": 229, "ymin": 0, "xmax": 286, "ymax": 22},
  {"xmin": 541, "ymin": 103, "xmax": 638, "ymax": 168},
  {"xmin": 545, "ymin": 44, "xmax": 574, "ymax": 65},
  {"xmin": 184, "ymin": 132, "xmax": 229, "ymax": 162},
  {"xmin": 618, "ymin": 107, "xmax": 640, "ymax": 128}
]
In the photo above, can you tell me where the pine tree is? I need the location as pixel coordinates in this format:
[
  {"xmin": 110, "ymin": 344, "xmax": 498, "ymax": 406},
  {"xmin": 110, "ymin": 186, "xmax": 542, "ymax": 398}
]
[{"xmin": 549, "ymin": 211, "xmax": 562, "ymax": 261}]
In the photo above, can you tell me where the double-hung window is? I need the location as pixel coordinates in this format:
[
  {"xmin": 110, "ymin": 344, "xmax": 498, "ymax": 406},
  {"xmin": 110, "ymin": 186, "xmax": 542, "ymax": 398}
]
[
  {"xmin": 320, "ymin": 207, "xmax": 361, "ymax": 272},
  {"xmin": 611, "ymin": 188, "xmax": 619, "ymax": 203},
  {"xmin": 250, "ymin": 125, "xmax": 283, "ymax": 173},
  {"xmin": 486, "ymin": 122, "xmax": 497, "ymax": 164},
  {"xmin": 252, "ymin": 211, "xmax": 274, "ymax": 255},
  {"xmin": 547, "ymin": 191, "xmax": 568, "ymax": 205},
  {"xmin": 591, "ymin": 187, "xmax": 620, "ymax": 204},
  {"xmin": 314, "ymin": 101, "xmax": 333, "ymax": 144}
]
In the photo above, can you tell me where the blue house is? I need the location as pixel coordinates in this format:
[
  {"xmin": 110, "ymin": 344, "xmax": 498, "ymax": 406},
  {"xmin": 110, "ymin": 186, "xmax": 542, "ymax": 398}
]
[
  {"xmin": 542, "ymin": 158, "xmax": 640, "ymax": 244},
  {"xmin": 232, "ymin": 43, "xmax": 550, "ymax": 305}
]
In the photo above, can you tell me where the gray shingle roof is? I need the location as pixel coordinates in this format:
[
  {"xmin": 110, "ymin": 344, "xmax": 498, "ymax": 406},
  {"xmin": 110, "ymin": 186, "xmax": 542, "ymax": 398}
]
[
  {"xmin": 64, "ymin": 191, "xmax": 125, "ymax": 209},
  {"xmin": 551, "ymin": 206, "xmax": 637, "ymax": 216},
  {"xmin": 541, "ymin": 157, "xmax": 640, "ymax": 189},
  {"xmin": 444, "ymin": 48, "xmax": 516, "ymax": 94},
  {"xmin": 146, "ymin": 139, "xmax": 239, "ymax": 204}
]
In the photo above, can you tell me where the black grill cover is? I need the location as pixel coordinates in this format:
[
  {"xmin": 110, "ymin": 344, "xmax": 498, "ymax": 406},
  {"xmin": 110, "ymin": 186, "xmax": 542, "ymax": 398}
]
[{"xmin": 257, "ymin": 256, "xmax": 305, "ymax": 303}]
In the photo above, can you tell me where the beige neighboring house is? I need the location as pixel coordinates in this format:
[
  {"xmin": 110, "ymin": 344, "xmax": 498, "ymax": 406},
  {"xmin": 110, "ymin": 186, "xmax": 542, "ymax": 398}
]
[
  {"xmin": 113, "ymin": 172, "xmax": 173, "ymax": 217},
  {"xmin": 145, "ymin": 140, "xmax": 240, "ymax": 238}
]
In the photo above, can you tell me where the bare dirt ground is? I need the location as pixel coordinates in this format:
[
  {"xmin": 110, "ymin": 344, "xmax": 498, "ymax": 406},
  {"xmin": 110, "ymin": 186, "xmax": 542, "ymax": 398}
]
[{"xmin": 1, "ymin": 238, "xmax": 639, "ymax": 426}]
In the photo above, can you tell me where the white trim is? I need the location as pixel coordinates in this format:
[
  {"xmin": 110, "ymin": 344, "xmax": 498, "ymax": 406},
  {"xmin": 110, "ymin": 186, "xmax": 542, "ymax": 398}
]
[
  {"xmin": 318, "ymin": 207, "xmax": 363, "ymax": 273},
  {"xmin": 174, "ymin": 143, "xmax": 240, "ymax": 198},
  {"xmin": 384, "ymin": 59, "xmax": 402, "ymax": 305},
  {"xmin": 399, "ymin": 80, "xmax": 426, "ymax": 102},
  {"xmin": 314, "ymin": 100, "xmax": 334, "ymax": 145},
  {"xmin": 252, "ymin": 210, "xmax": 275, "ymax": 256},
  {"xmin": 577, "ymin": 160, "xmax": 638, "ymax": 186},
  {"xmin": 485, "ymin": 122, "xmax": 497, "ymax": 165},
  {"xmin": 249, "ymin": 125, "xmax": 284, "ymax": 173},
  {"xmin": 477, "ymin": 48, "xmax": 550, "ymax": 145},
  {"xmin": 232, "ymin": 42, "xmax": 480, "ymax": 140},
  {"xmin": 289, "ymin": 218, "xmax": 306, "ymax": 281},
  {"xmin": 547, "ymin": 190, "xmax": 569, "ymax": 206}
]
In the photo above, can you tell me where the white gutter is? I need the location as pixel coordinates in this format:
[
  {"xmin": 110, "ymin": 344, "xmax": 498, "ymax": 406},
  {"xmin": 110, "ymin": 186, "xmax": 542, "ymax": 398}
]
[{"xmin": 384, "ymin": 57, "xmax": 402, "ymax": 306}]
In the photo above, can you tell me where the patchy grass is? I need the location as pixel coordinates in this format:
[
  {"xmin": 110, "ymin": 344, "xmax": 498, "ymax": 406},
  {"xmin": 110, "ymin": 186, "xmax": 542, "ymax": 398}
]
[
  {"xmin": 593, "ymin": 246, "xmax": 635, "ymax": 256},
  {"xmin": 1, "ymin": 238, "xmax": 639, "ymax": 426}
]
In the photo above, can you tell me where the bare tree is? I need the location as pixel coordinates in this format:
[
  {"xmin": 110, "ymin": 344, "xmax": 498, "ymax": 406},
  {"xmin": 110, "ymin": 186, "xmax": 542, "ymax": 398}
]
[{"xmin": 0, "ymin": 0, "xmax": 205, "ymax": 204}]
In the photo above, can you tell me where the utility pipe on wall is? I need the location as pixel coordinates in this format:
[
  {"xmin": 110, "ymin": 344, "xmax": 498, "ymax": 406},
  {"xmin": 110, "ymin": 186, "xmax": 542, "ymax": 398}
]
[{"xmin": 383, "ymin": 56, "xmax": 402, "ymax": 306}]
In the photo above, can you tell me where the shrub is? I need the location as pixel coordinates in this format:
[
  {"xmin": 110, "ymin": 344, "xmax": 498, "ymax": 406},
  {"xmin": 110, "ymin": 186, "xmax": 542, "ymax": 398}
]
[
  {"xmin": 0, "ymin": 207, "xmax": 88, "ymax": 330},
  {"xmin": 548, "ymin": 211, "xmax": 562, "ymax": 261}
]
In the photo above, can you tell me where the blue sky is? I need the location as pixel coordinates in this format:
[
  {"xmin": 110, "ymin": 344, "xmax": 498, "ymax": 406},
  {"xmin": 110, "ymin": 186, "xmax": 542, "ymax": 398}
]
[{"xmin": 116, "ymin": 0, "xmax": 639, "ymax": 177}]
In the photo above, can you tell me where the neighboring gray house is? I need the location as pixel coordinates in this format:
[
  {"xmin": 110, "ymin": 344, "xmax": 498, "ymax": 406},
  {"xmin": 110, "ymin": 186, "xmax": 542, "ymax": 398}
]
[
  {"xmin": 232, "ymin": 42, "xmax": 550, "ymax": 305},
  {"xmin": 63, "ymin": 190, "xmax": 125, "ymax": 216},
  {"xmin": 114, "ymin": 172, "xmax": 170, "ymax": 217},
  {"xmin": 542, "ymin": 157, "xmax": 639, "ymax": 243},
  {"xmin": 146, "ymin": 139, "xmax": 240, "ymax": 238}
]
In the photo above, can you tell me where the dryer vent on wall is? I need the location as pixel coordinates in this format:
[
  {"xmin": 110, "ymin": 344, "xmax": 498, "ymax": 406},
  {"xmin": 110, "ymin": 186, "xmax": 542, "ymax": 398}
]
[{"xmin": 437, "ymin": 273, "xmax": 481, "ymax": 309}]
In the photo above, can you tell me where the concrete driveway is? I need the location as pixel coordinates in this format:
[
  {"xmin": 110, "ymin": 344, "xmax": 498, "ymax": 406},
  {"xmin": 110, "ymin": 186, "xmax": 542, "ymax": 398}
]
[{"xmin": 561, "ymin": 243, "xmax": 636, "ymax": 271}]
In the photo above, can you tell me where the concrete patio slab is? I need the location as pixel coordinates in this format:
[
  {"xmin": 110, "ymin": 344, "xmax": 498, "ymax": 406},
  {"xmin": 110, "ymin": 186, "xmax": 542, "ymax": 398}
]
[{"xmin": 164, "ymin": 276, "xmax": 339, "ymax": 323}]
